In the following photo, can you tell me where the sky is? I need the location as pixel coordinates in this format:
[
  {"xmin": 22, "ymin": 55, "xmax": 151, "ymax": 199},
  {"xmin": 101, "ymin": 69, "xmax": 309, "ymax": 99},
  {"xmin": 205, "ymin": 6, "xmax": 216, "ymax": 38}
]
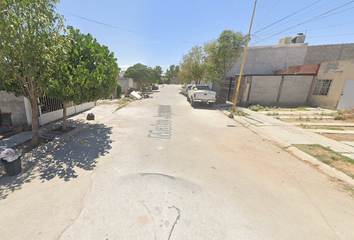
[{"xmin": 57, "ymin": 0, "xmax": 354, "ymax": 72}]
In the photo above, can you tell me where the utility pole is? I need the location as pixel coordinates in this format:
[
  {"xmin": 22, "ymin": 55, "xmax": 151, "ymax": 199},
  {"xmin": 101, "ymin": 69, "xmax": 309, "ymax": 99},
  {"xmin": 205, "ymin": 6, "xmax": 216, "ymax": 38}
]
[{"xmin": 232, "ymin": 0, "xmax": 258, "ymax": 111}]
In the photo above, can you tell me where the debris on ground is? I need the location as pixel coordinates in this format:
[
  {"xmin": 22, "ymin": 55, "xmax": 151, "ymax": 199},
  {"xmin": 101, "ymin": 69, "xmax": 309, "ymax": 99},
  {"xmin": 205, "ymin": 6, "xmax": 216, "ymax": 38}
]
[{"xmin": 86, "ymin": 113, "xmax": 95, "ymax": 120}]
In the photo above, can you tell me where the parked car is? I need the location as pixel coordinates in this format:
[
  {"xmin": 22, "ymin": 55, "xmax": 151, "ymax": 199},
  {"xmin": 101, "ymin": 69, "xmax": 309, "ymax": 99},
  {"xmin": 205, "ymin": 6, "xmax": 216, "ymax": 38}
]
[
  {"xmin": 152, "ymin": 84, "xmax": 159, "ymax": 90},
  {"xmin": 188, "ymin": 85, "xmax": 217, "ymax": 107},
  {"xmin": 182, "ymin": 84, "xmax": 193, "ymax": 96}
]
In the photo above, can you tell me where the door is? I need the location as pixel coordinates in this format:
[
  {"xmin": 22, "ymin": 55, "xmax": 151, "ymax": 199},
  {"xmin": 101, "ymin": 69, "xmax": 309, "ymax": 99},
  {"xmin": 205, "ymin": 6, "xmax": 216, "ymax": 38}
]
[{"xmin": 337, "ymin": 80, "xmax": 354, "ymax": 110}]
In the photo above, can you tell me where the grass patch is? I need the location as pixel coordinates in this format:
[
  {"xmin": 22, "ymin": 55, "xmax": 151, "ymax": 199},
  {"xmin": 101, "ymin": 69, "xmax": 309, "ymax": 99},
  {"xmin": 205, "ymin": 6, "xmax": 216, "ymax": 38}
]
[
  {"xmin": 266, "ymin": 112, "xmax": 279, "ymax": 116},
  {"xmin": 229, "ymin": 108, "xmax": 248, "ymax": 116},
  {"xmin": 248, "ymin": 104, "xmax": 265, "ymax": 112},
  {"xmin": 334, "ymin": 114, "xmax": 346, "ymax": 120},
  {"xmin": 113, "ymin": 97, "xmax": 132, "ymax": 113},
  {"xmin": 117, "ymin": 97, "xmax": 132, "ymax": 104},
  {"xmin": 342, "ymin": 184, "xmax": 354, "ymax": 197},
  {"xmin": 294, "ymin": 106, "xmax": 310, "ymax": 111},
  {"xmin": 294, "ymin": 144, "xmax": 354, "ymax": 179}
]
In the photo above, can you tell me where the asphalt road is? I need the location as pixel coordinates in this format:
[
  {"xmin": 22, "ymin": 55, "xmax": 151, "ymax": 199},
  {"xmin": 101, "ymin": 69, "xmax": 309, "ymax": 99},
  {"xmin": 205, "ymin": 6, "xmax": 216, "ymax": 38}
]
[{"xmin": 1, "ymin": 85, "xmax": 354, "ymax": 240}]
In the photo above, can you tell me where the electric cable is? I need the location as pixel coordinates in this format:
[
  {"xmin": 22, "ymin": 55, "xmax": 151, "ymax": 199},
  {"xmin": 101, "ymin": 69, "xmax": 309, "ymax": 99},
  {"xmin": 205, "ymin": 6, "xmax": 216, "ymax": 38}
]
[
  {"xmin": 59, "ymin": 10, "xmax": 203, "ymax": 45},
  {"xmin": 253, "ymin": 0, "xmax": 323, "ymax": 34},
  {"xmin": 252, "ymin": 1, "xmax": 354, "ymax": 45}
]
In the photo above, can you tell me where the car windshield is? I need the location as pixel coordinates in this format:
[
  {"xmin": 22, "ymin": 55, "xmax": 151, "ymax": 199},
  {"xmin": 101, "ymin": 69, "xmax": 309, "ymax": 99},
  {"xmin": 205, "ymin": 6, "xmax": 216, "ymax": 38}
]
[{"xmin": 194, "ymin": 86, "xmax": 210, "ymax": 91}]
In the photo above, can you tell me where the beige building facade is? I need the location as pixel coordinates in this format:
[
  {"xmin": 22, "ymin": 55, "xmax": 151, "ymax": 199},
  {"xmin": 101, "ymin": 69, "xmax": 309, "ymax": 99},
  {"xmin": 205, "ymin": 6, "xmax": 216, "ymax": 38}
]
[{"xmin": 308, "ymin": 59, "xmax": 354, "ymax": 109}]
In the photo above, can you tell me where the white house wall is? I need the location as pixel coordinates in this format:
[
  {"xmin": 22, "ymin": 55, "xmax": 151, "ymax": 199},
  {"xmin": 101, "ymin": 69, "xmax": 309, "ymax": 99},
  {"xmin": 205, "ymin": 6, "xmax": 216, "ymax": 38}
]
[
  {"xmin": 39, "ymin": 102, "xmax": 95, "ymax": 125},
  {"xmin": 40, "ymin": 106, "xmax": 76, "ymax": 126},
  {"xmin": 75, "ymin": 102, "xmax": 95, "ymax": 113}
]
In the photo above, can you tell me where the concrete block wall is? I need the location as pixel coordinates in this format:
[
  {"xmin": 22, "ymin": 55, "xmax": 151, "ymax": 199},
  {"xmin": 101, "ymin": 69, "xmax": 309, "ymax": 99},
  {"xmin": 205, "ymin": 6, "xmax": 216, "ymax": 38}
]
[
  {"xmin": 304, "ymin": 44, "xmax": 354, "ymax": 64},
  {"xmin": 248, "ymin": 76, "xmax": 282, "ymax": 102},
  {"xmin": 246, "ymin": 75, "xmax": 314, "ymax": 107},
  {"xmin": 117, "ymin": 78, "xmax": 134, "ymax": 93},
  {"xmin": 0, "ymin": 91, "xmax": 27, "ymax": 126},
  {"xmin": 279, "ymin": 76, "xmax": 313, "ymax": 103}
]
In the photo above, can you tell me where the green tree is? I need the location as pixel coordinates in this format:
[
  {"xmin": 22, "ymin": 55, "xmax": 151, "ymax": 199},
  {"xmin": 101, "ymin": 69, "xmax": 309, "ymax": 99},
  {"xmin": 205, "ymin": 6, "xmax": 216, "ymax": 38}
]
[
  {"xmin": 125, "ymin": 63, "xmax": 154, "ymax": 91},
  {"xmin": 165, "ymin": 64, "xmax": 180, "ymax": 83},
  {"xmin": 153, "ymin": 65, "xmax": 163, "ymax": 84},
  {"xmin": 0, "ymin": 0, "xmax": 66, "ymax": 146},
  {"xmin": 204, "ymin": 30, "xmax": 246, "ymax": 92},
  {"xmin": 43, "ymin": 27, "xmax": 119, "ymax": 130},
  {"xmin": 179, "ymin": 45, "xmax": 204, "ymax": 84}
]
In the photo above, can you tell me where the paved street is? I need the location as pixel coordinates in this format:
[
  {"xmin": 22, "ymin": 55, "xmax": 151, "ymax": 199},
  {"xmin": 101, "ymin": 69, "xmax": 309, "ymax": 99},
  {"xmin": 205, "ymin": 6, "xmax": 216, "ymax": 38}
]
[{"xmin": 1, "ymin": 85, "xmax": 354, "ymax": 240}]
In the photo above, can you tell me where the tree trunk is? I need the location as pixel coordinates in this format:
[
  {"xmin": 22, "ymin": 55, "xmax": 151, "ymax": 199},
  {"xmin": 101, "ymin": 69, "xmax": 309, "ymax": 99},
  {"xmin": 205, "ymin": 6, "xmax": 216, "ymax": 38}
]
[
  {"xmin": 62, "ymin": 102, "xmax": 67, "ymax": 131},
  {"xmin": 30, "ymin": 96, "xmax": 39, "ymax": 146},
  {"xmin": 218, "ymin": 77, "xmax": 225, "ymax": 98}
]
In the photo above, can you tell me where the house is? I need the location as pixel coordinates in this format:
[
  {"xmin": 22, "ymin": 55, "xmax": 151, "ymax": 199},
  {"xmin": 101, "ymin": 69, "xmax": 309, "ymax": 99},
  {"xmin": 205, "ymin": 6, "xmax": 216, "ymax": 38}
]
[
  {"xmin": 0, "ymin": 91, "xmax": 95, "ymax": 127},
  {"xmin": 222, "ymin": 59, "xmax": 354, "ymax": 110},
  {"xmin": 227, "ymin": 34, "xmax": 354, "ymax": 76},
  {"xmin": 218, "ymin": 34, "xmax": 354, "ymax": 109},
  {"xmin": 309, "ymin": 59, "xmax": 354, "ymax": 110}
]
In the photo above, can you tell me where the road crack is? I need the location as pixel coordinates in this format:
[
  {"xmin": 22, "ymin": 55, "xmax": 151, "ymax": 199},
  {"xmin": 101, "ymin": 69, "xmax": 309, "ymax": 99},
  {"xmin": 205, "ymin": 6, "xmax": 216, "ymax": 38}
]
[
  {"xmin": 139, "ymin": 201, "xmax": 157, "ymax": 240},
  {"xmin": 168, "ymin": 206, "xmax": 181, "ymax": 240}
]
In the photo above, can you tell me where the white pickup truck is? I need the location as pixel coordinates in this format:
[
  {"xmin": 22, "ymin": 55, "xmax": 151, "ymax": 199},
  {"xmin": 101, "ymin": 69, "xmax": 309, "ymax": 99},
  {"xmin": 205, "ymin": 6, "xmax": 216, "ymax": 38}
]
[{"xmin": 187, "ymin": 85, "xmax": 217, "ymax": 107}]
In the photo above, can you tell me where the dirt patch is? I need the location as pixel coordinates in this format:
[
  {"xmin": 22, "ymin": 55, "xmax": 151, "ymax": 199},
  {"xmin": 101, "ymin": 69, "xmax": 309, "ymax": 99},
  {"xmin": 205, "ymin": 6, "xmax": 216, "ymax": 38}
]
[
  {"xmin": 319, "ymin": 133, "xmax": 354, "ymax": 142},
  {"xmin": 52, "ymin": 126, "xmax": 75, "ymax": 134},
  {"xmin": 13, "ymin": 137, "xmax": 51, "ymax": 154},
  {"xmin": 295, "ymin": 144, "xmax": 354, "ymax": 179}
]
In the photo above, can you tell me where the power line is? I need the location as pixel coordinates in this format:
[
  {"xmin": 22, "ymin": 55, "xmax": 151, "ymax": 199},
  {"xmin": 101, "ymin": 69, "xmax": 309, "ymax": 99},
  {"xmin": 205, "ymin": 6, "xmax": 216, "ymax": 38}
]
[
  {"xmin": 253, "ymin": 0, "xmax": 323, "ymax": 34},
  {"xmin": 254, "ymin": 0, "xmax": 338, "ymax": 36},
  {"xmin": 252, "ymin": 1, "xmax": 354, "ymax": 45},
  {"xmin": 59, "ymin": 10, "xmax": 202, "ymax": 45},
  {"xmin": 255, "ymin": 20, "xmax": 354, "ymax": 37},
  {"xmin": 254, "ymin": 0, "xmax": 281, "ymax": 29}
]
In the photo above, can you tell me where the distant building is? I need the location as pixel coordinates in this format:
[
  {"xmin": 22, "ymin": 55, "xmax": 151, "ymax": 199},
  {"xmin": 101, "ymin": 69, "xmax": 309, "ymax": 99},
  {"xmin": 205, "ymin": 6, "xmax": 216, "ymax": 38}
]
[
  {"xmin": 170, "ymin": 77, "xmax": 180, "ymax": 84},
  {"xmin": 119, "ymin": 71, "xmax": 126, "ymax": 78}
]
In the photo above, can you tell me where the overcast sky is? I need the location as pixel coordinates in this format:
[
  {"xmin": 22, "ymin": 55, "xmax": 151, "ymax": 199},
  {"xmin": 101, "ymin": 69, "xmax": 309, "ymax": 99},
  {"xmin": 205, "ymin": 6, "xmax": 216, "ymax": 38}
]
[{"xmin": 57, "ymin": 0, "xmax": 354, "ymax": 71}]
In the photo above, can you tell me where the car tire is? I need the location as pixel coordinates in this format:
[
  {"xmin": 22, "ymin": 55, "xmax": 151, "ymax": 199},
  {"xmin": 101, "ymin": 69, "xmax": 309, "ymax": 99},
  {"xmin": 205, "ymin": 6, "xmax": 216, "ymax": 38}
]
[
  {"xmin": 187, "ymin": 96, "xmax": 190, "ymax": 101},
  {"xmin": 190, "ymin": 98, "xmax": 195, "ymax": 106}
]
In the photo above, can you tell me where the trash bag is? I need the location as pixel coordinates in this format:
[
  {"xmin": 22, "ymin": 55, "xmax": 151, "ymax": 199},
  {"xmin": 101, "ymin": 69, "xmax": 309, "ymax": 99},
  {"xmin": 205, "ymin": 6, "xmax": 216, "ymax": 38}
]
[{"xmin": 86, "ymin": 113, "xmax": 95, "ymax": 120}]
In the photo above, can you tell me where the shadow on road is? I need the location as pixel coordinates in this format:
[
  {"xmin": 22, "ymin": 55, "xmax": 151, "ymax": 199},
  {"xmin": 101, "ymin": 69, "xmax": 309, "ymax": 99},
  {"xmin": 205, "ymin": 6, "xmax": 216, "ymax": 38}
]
[
  {"xmin": 0, "ymin": 122, "xmax": 113, "ymax": 200},
  {"xmin": 190, "ymin": 103, "xmax": 217, "ymax": 110}
]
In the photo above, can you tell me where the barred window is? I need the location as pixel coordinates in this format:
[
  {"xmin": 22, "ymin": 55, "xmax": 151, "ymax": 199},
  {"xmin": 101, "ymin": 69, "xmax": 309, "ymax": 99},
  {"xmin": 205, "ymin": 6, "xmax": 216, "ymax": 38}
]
[{"xmin": 313, "ymin": 79, "xmax": 332, "ymax": 96}]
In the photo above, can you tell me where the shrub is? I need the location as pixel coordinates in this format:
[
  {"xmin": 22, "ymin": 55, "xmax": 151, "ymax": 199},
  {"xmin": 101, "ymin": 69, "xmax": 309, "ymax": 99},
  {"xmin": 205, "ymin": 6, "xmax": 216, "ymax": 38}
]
[
  {"xmin": 116, "ymin": 83, "xmax": 122, "ymax": 98},
  {"xmin": 334, "ymin": 114, "xmax": 345, "ymax": 120},
  {"xmin": 248, "ymin": 104, "xmax": 265, "ymax": 111}
]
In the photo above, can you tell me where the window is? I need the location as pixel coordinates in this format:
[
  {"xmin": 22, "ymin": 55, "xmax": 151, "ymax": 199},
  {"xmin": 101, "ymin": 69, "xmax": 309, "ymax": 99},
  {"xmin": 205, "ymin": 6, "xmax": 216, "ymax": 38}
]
[
  {"xmin": 194, "ymin": 86, "xmax": 210, "ymax": 91},
  {"xmin": 313, "ymin": 79, "xmax": 333, "ymax": 96}
]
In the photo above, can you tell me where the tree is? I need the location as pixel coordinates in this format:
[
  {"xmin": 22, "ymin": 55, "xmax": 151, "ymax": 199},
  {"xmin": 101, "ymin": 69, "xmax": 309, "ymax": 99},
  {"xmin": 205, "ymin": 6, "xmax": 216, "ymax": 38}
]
[
  {"xmin": 165, "ymin": 64, "xmax": 180, "ymax": 83},
  {"xmin": 43, "ymin": 27, "xmax": 120, "ymax": 130},
  {"xmin": 204, "ymin": 30, "xmax": 246, "ymax": 94},
  {"xmin": 153, "ymin": 65, "xmax": 163, "ymax": 84},
  {"xmin": 0, "ymin": 0, "xmax": 66, "ymax": 146},
  {"xmin": 125, "ymin": 63, "xmax": 154, "ymax": 91},
  {"xmin": 178, "ymin": 45, "xmax": 204, "ymax": 84}
]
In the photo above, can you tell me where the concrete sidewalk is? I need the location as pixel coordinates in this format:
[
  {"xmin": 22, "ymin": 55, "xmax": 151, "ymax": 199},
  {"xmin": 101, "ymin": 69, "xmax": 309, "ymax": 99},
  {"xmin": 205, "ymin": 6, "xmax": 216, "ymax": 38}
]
[{"xmin": 219, "ymin": 104, "xmax": 354, "ymax": 186}]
